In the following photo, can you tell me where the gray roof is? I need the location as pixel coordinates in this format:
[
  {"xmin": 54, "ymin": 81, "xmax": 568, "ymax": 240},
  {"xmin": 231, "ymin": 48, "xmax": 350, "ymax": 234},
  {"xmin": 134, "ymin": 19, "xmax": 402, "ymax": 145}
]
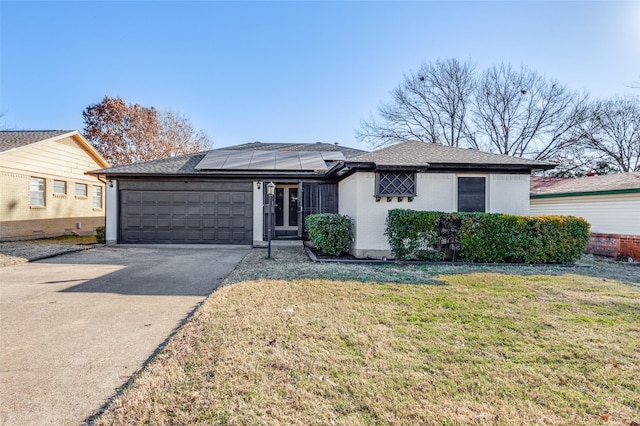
[
  {"xmin": 531, "ymin": 172, "xmax": 640, "ymax": 195},
  {"xmin": 351, "ymin": 141, "xmax": 556, "ymax": 170},
  {"xmin": 93, "ymin": 151, "xmax": 207, "ymax": 175},
  {"xmin": 0, "ymin": 130, "xmax": 74, "ymax": 153},
  {"xmin": 92, "ymin": 142, "xmax": 364, "ymax": 175},
  {"xmin": 93, "ymin": 140, "xmax": 556, "ymax": 177}
]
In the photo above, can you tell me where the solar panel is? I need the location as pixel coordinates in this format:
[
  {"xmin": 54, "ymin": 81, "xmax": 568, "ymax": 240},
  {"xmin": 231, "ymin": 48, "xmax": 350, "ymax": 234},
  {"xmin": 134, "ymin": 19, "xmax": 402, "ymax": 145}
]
[
  {"xmin": 194, "ymin": 150, "xmax": 231, "ymax": 169},
  {"xmin": 249, "ymin": 151, "xmax": 276, "ymax": 169},
  {"xmin": 299, "ymin": 151, "xmax": 329, "ymax": 170},
  {"xmin": 194, "ymin": 150, "xmax": 331, "ymax": 171},
  {"xmin": 320, "ymin": 151, "xmax": 346, "ymax": 161},
  {"xmin": 224, "ymin": 151, "xmax": 254, "ymax": 169}
]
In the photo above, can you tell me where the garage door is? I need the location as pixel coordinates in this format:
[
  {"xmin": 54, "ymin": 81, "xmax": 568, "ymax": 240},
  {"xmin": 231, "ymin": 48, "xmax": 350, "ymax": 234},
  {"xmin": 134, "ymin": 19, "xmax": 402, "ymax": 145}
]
[{"xmin": 119, "ymin": 183, "xmax": 252, "ymax": 244}]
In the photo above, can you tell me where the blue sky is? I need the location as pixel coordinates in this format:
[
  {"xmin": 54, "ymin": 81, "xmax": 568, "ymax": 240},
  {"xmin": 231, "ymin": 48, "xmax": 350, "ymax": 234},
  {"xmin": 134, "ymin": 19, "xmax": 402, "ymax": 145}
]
[{"xmin": 1, "ymin": 1, "xmax": 639, "ymax": 150}]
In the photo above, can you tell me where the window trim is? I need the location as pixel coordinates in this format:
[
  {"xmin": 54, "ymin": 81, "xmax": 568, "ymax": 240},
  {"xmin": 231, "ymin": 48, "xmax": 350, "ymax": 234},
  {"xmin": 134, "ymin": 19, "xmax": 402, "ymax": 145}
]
[
  {"xmin": 75, "ymin": 182, "xmax": 88, "ymax": 198},
  {"xmin": 375, "ymin": 170, "xmax": 417, "ymax": 198},
  {"xmin": 30, "ymin": 177, "xmax": 46, "ymax": 207}
]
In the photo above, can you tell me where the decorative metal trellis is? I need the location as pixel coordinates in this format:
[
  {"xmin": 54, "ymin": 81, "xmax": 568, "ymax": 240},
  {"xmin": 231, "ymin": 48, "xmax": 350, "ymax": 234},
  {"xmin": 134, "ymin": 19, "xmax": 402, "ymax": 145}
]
[{"xmin": 376, "ymin": 171, "xmax": 416, "ymax": 197}]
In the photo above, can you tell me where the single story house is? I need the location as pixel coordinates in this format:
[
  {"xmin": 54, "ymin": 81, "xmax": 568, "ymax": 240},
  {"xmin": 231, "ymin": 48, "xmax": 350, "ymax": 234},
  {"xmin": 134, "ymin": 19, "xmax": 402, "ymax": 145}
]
[
  {"xmin": 0, "ymin": 130, "xmax": 109, "ymax": 240},
  {"xmin": 530, "ymin": 172, "xmax": 640, "ymax": 260},
  {"xmin": 91, "ymin": 141, "xmax": 554, "ymax": 258}
]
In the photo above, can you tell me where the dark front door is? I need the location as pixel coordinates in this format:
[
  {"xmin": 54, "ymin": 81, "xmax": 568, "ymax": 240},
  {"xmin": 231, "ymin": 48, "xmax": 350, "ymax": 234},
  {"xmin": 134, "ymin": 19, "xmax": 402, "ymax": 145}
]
[
  {"xmin": 263, "ymin": 182, "xmax": 339, "ymax": 240},
  {"xmin": 274, "ymin": 185, "xmax": 299, "ymax": 237}
]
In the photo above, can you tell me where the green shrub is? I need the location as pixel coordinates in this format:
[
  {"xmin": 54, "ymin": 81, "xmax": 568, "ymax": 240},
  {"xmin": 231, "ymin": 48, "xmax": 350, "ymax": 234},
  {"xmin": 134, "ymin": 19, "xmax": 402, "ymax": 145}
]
[
  {"xmin": 385, "ymin": 210, "xmax": 444, "ymax": 261},
  {"xmin": 305, "ymin": 214, "xmax": 353, "ymax": 256},
  {"xmin": 95, "ymin": 226, "xmax": 106, "ymax": 244},
  {"xmin": 385, "ymin": 209, "xmax": 590, "ymax": 264}
]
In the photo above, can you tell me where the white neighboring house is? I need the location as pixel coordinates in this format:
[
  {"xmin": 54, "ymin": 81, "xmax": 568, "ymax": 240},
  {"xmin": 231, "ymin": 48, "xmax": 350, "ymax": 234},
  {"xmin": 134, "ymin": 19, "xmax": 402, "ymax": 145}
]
[
  {"xmin": 91, "ymin": 141, "xmax": 554, "ymax": 258},
  {"xmin": 530, "ymin": 172, "xmax": 640, "ymax": 260}
]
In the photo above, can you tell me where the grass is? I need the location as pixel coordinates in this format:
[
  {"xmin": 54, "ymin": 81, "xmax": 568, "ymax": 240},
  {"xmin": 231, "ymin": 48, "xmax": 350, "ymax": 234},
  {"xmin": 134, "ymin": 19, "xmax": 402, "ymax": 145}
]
[{"xmin": 94, "ymin": 249, "xmax": 640, "ymax": 425}]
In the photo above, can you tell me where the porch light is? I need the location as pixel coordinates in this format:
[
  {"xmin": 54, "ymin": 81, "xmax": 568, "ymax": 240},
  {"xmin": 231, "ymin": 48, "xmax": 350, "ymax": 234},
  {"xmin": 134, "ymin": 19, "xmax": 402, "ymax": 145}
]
[
  {"xmin": 266, "ymin": 182, "xmax": 276, "ymax": 258},
  {"xmin": 266, "ymin": 181, "xmax": 275, "ymax": 196}
]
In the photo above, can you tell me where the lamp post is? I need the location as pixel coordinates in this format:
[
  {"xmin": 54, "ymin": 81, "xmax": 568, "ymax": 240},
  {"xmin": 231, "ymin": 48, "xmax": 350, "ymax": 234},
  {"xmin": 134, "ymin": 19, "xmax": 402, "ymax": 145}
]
[{"xmin": 266, "ymin": 182, "xmax": 275, "ymax": 258}]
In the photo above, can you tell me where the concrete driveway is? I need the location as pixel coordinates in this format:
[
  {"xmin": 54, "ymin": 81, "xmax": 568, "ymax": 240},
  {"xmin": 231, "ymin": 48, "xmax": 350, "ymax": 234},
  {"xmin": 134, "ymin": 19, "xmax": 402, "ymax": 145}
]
[{"xmin": 0, "ymin": 245, "xmax": 250, "ymax": 426}]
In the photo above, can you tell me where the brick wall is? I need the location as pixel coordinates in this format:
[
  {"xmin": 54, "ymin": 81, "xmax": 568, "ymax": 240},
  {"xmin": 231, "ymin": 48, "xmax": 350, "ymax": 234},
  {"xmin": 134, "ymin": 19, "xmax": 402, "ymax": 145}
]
[
  {"xmin": 0, "ymin": 216, "xmax": 105, "ymax": 241},
  {"xmin": 588, "ymin": 233, "xmax": 640, "ymax": 260}
]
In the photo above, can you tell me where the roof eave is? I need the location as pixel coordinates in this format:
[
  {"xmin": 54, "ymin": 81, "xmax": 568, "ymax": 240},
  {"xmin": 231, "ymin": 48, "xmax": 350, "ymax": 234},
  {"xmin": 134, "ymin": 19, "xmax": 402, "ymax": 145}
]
[{"xmin": 531, "ymin": 187, "xmax": 640, "ymax": 199}]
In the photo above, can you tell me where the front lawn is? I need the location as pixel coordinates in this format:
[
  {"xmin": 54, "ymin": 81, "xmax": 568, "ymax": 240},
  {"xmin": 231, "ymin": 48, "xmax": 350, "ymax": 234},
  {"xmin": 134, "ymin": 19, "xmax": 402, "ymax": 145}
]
[{"xmin": 95, "ymin": 250, "xmax": 640, "ymax": 425}]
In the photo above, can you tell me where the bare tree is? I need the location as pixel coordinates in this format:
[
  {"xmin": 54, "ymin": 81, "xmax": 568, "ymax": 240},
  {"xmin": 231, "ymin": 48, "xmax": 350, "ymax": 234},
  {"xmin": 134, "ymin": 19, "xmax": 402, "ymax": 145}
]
[
  {"xmin": 83, "ymin": 96, "xmax": 211, "ymax": 166},
  {"xmin": 471, "ymin": 63, "xmax": 587, "ymax": 160},
  {"xmin": 357, "ymin": 58, "xmax": 475, "ymax": 148},
  {"xmin": 584, "ymin": 95, "xmax": 640, "ymax": 172}
]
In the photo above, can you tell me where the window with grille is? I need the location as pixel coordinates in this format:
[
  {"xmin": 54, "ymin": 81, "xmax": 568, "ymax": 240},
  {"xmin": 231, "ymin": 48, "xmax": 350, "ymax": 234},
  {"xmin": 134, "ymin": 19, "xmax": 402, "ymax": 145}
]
[
  {"xmin": 30, "ymin": 177, "xmax": 45, "ymax": 206},
  {"xmin": 376, "ymin": 171, "xmax": 416, "ymax": 197}
]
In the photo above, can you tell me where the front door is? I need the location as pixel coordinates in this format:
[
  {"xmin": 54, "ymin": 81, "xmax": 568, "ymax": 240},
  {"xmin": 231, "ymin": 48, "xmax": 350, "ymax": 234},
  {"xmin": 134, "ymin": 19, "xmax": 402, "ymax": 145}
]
[{"xmin": 275, "ymin": 185, "xmax": 299, "ymax": 237}]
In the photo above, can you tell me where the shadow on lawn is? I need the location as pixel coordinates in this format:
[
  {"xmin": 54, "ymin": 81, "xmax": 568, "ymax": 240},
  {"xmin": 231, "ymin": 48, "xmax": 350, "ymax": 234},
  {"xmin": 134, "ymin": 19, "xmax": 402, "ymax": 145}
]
[{"xmin": 240, "ymin": 247, "xmax": 639, "ymax": 287}]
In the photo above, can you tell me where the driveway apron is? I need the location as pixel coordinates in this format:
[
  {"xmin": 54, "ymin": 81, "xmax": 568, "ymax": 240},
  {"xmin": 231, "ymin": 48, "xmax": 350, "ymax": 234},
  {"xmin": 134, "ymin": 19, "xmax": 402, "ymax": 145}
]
[{"xmin": 0, "ymin": 245, "xmax": 250, "ymax": 426}]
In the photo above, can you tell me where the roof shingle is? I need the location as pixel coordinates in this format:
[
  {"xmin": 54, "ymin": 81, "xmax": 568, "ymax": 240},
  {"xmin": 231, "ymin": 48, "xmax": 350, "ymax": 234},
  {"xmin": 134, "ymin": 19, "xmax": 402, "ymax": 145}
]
[
  {"xmin": 0, "ymin": 130, "xmax": 74, "ymax": 153},
  {"xmin": 350, "ymin": 141, "xmax": 555, "ymax": 169},
  {"xmin": 530, "ymin": 172, "xmax": 640, "ymax": 195}
]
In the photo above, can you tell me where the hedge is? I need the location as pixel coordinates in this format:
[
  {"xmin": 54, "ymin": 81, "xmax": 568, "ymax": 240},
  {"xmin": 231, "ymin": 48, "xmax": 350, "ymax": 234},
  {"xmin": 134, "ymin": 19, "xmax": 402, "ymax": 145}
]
[
  {"xmin": 305, "ymin": 214, "xmax": 353, "ymax": 256},
  {"xmin": 385, "ymin": 209, "xmax": 590, "ymax": 264}
]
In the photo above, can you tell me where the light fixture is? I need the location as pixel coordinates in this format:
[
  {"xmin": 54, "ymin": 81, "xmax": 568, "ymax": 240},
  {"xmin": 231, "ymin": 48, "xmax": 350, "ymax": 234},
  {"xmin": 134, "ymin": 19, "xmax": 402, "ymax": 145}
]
[
  {"xmin": 266, "ymin": 181, "xmax": 275, "ymax": 196},
  {"xmin": 108, "ymin": 180, "xmax": 114, "ymax": 188},
  {"xmin": 266, "ymin": 182, "xmax": 276, "ymax": 258}
]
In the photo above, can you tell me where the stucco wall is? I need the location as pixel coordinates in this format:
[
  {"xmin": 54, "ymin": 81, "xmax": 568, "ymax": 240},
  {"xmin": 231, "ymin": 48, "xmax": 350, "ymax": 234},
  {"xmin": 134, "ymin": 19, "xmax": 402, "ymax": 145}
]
[
  {"xmin": 0, "ymin": 136, "xmax": 106, "ymax": 240},
  {"xmin": 489, "ymin": 174, "xmax": 530, "ymax": 215},
  {"xmin": 340, "ymin": 171, "xmax": 532, "ymax": 258}
]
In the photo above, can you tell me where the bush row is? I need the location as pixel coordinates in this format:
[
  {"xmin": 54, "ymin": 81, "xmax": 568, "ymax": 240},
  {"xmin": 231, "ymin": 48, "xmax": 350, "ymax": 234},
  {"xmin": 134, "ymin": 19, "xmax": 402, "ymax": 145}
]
[{"xmin": 385, "ymin": 209, "xmax": 590, "ymax": 264}]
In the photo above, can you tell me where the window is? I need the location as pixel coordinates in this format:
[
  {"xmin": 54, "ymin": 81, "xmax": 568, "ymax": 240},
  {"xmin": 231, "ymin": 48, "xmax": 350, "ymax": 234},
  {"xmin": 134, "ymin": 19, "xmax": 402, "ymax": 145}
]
[
  {"xmin": 75, "ymin": 183, "xmax": 87, "ymax": 197},
  {"xmin": 92, "ymin": 186, "xmax": 102, "ymax": 208},
  {"xmin": 458, "ymin": 177, "xmax": 486, "ymax": 212},
  {"xmin": 30, "ymin": 177, "xmax": 45, "ymax": 206},
  {"xmin": 376, "ymin": 171, "xmax": 416, "ymax": 199},
  {"xmin": 53, "ymin": 180, "xmax": 66, "ymax": 195}
]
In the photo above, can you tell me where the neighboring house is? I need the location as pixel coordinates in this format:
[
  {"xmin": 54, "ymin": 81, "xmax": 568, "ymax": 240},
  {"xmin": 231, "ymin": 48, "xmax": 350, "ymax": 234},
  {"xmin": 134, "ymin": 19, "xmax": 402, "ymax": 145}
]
[
  {"xmin": 0, "ymin": 130, "xmax": 109, "ymax": 240},
  {"xmin": 91, "ymin": 140, "xmax": 553, "ymax": 258},
  {"xmin": 530, "ymin": 173, "xmax": 640, "ymax": 260}
]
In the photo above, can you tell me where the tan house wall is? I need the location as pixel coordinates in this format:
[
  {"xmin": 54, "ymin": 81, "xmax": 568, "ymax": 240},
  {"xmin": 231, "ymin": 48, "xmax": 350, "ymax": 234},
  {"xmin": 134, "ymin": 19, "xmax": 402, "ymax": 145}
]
[{"xmin": 0, "ymin": 135, "xmax": 106, "ymax": 240}]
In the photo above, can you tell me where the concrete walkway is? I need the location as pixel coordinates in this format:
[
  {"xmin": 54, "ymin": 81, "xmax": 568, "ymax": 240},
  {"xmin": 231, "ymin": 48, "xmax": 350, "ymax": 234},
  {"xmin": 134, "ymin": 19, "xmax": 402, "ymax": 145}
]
[{"xmin": 0, "ymin": 245, "xmax": 250, "ymax": 426}]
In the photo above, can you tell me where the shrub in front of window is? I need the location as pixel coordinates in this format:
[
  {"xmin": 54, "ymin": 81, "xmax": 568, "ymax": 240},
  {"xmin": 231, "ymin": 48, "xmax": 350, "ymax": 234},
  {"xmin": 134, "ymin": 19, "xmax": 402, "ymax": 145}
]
[
  {"xmin": 305, "ymin": 213, "xmax": 353, "ymax": 256},
  {"xmin": 385, "ymin": 209, "xmax": 590, "ymax": 264}
]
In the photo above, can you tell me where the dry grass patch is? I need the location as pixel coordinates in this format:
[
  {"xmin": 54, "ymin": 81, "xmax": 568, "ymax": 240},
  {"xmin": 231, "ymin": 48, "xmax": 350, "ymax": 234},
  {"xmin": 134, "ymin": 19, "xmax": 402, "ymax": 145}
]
[{"xmin": 96, "ymin": 272, "xmax": 640, "ymax": 425}]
